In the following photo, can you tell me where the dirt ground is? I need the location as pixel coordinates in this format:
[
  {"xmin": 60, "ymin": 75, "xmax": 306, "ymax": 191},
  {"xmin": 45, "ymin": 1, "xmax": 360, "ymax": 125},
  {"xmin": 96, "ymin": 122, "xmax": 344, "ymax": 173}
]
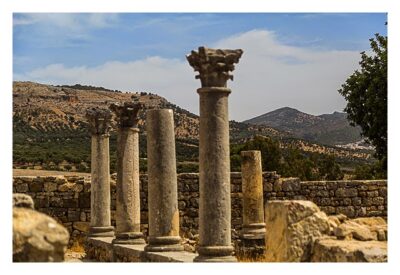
[{"xmin": 13, "ymin": 169, "xmax": 90, "ymax": 177}]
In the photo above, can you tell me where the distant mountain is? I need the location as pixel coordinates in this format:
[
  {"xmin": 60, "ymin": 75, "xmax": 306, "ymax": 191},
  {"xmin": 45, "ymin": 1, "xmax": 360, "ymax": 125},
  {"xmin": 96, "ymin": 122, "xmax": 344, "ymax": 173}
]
[{"xmin": 243, "ymin": 107, "xmax": 363, "ymax": 146}]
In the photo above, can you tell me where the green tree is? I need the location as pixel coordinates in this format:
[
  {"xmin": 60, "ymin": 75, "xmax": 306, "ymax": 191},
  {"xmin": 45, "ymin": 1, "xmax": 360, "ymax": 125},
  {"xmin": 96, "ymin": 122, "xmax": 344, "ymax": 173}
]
[{"xmin": 338, "ymin": 32, "xmax": 387, "ymax": 173}]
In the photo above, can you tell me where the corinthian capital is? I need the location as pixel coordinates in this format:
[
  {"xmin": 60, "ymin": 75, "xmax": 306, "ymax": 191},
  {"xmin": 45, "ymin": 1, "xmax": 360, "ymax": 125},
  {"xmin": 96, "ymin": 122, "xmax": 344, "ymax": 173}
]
[
  {"xmin": 186, "ymin": 46, "xmax": 243, "ymax": 88},
  {"xmin": 109, "ymin": 102, "xmax": 143, "ymax": 128},
  {"xmin": 86, "ymin": 107, "xmax": 112, "ymax": 135}
]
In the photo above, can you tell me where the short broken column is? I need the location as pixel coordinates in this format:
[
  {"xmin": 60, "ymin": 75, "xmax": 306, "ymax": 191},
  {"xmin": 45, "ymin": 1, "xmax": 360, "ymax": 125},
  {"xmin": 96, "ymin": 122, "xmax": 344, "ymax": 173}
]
[
  {"xmin": 238, "ymin": 150, "xmax": 266, "ymax": 258},
  {"xmin": 241, "ymin": 150, "xmax": 266, "ymax": 238},
  {"xmin": 86, "ymin": 108, "xmax": 114, "ymax": 237},
  {"xmin": 145, "ymin": 109, "xmax": 183, "ymax": 252},
  {"xmin": 110, "ymin": 102, "xmax": 145, "ymax": 244},
  {"xmin": 187, "ymin": 46, "xmax": 243, "ymax": 262}
]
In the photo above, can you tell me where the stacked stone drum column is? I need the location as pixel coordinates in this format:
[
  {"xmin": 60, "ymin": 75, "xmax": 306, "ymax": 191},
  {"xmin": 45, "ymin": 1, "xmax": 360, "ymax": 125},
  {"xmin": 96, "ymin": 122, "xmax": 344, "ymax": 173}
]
[
  {"xmin": 145, "ymin": 109, "xmax": 183, "ymax": 252},
  {"xmin": 86, "ymin": 108, "xmax": 114, "ymax": 237},
  {"xmin": 238, "ymin": 150, "xmax": 266, "ymax": 257},
  {"xmin": 110, "ymin": 102, "xmax": 145, "ymax": 244},
  {"xmin": 187, "ymin": 46, "xmax": 243, "ymax": 262}
]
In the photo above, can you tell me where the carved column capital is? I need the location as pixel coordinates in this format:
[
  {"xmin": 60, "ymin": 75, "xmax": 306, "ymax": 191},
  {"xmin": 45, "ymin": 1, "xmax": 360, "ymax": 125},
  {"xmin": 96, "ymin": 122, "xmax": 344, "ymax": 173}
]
[
  {"xmin": 86, "ymin": 107, "xmax": 112, "ymax": 135},
  {"xmin": 186, "ymin": 46, "xmax": 243, "ymax": 88},
  {"xmin": 110, "ymin": 102, "xmax": 143, "ymax": 128}
]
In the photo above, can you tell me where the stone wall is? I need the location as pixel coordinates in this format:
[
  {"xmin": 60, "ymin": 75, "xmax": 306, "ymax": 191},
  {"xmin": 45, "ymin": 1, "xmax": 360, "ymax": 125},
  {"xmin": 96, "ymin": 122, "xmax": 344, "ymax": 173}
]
[{"xmin": 12, "ymin": 173, "xmax": 387, "ymax": 242}]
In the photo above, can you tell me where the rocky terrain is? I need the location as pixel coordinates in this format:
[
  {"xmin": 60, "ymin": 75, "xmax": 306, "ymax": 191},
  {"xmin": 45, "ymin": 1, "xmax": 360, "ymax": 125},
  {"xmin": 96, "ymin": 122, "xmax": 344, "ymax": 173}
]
[
  {"xmin": 13, "ymin": 81, "xmax": 373, "ymax": 172},
  {"xmin": 243, "ymin": 107, "xmax": 364, "ymax": 146}
]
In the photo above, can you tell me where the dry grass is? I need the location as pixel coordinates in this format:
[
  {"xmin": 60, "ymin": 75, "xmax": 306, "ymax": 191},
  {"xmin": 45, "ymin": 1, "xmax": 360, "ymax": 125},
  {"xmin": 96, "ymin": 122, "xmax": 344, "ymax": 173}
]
[
  {"xmin": 68, "ymin": 236, "xmax": 86, "ymax": 253},
  {"xmin": 237, "ymin": 252, "xmax": 267, "ymax": 262}
]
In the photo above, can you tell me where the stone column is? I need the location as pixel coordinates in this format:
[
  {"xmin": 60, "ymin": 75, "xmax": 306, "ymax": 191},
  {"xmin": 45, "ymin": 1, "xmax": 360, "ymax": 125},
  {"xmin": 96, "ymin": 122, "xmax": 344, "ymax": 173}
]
[
  {"xmin": 86, "ymin": 108, "xmax": 114, "ymax": 237},
  {"xmin": 110, "ymin": 102, "xmax": 145, "ymax": 244},
  {"xmin": 145, "ymin": 109, "xmax": 183, "ymax": 252},
  {"xmin": 236, "ymin": 150, "xmax": 266, "ymax": 259},
  {"xmin": 187, "ymin": 46, "xmax": 243, "ymax": 262},
  {"xmin": 241, "ymin": 150, "xmax": 266, "ymax": 239}
]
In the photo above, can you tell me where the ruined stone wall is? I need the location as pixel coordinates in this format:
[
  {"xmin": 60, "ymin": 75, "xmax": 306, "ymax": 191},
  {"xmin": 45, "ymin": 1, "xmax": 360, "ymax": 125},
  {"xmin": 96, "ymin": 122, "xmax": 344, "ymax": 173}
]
[{"xmin": 12, "ymin": 173, "xmax": 387, "ymax": 242}]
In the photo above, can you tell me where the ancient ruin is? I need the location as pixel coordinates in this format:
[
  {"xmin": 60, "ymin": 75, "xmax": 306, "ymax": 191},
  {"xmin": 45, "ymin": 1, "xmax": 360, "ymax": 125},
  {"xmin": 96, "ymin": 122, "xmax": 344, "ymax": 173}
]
[
  {"xmin": 85, "ymin": 107, "xmax": 114, "ymax": 237},
  {"xmin": 12, "ymin": 47, "xmax": 388, "ymax": 263},
  {"xmin": 110, "ymin": 102, "xmax": 145, "ymax": 244},
  {"xmin": 187, "ymin": 46, "xmax": 243, "ymax": 262}
]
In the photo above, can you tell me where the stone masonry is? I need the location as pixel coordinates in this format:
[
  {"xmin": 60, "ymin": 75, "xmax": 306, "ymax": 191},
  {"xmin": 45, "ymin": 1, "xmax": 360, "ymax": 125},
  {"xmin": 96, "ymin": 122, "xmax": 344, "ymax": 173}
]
[{"xmin": 12, "ymin": 173, "xmax": 387, "ymax": 245}]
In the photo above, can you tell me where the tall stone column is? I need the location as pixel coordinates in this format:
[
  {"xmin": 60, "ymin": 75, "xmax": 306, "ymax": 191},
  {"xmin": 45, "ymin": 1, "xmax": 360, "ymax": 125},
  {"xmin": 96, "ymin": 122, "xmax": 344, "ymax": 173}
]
[
  {"xmin": 187, "ymin": 46, "xmax": 243, "ymax": 262},
  {"xmin": 241, "ymin": 150, "xmax": 266, "ymax": 239},
  {"xmin": 145, "ymin": 109, "xmax": 183, "ymax": 252},
  {"xmin": 110, "ymin": 102, "xmax": 145, "ymax": 244},
  {"xmin": 86, "ymin": 108, "xmax": 114, "ymax": 237}
]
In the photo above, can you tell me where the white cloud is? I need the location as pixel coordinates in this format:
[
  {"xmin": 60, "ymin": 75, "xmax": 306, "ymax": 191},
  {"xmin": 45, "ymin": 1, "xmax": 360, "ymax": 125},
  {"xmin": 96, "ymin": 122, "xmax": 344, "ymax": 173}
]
[
  {"xmin": 13, "ymin": 13, "xmax": 119, "ymax": 29},
  {"xmin": 15, "ymin": 29, "xmax": 361, "ymax": 121},
  {"xmin": 212, "ymin": 30, "xmax": 361, "ymax": 120}
]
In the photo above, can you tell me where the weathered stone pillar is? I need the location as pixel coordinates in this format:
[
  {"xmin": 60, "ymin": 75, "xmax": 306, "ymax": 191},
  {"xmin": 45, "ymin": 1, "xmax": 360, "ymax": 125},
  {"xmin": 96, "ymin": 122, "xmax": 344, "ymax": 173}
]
[
  {"xmin": 236, "ymin": 150, "xmax": 266, "ymax": 259},
  {"xmin": 187, "ymin": 46, "xmax": 243, "ymax": 262},
  {"xmin": 145, "ymin": 109, "xmax": 183, "ymax": 252},
  {"xmin": 110, "ymin": 102, "xmax": 145, "ymax": 244},
  {"xmin": 86, "ymin": 108, "xmax": 114, "ymax": 237},
  {"xmin": 241, "ymin": 150, "xmax": 266, "ymax": 239}
]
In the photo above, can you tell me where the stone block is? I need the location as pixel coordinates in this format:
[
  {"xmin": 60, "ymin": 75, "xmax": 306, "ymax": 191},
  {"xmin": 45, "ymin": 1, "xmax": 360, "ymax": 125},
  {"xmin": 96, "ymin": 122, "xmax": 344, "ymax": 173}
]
[
  {"xmin": 352, "ymin": 197, "xmax": 362, "ymax": 206},
  {"xmin": 67, "ymin": 210, "xmax": 80, "ymax": 222},
  {"xmin": 378, "ymin": 187, "xmax": 387, "ymax": 197},
  {"xmin": 320, "ymin": 198, "xmax": 331, "ymax": 206},
  {"xmin": 372, "ymin": 197, "xmax": 385, "ymax": 206},
  {"xmin": 79, "ymin": 193, "xmax": 91, "ymax": 208},
  {"xmin": 264, "ymin": 200, "xmax": 330, "ymax": 262},
  {"xmin": 13, "ymin": 207, "xmax": 69, "ymax": 262},
  {"xmin": 63, "ymin": 198, "xmax": 79, "ymax": 208},
  {"xmin": 362, "ymin": 197, "xmax": 373, "ymax": 206},
  {"xmin": 311, "ymin": 238, "xmax": 387, "ymax": 262},
  {"xmin": 326, "ymin": 181, "xmax": 338, "ymax": 190},
  {"xmin": 264, "ymin": 182, "xmax": 273, "ymax": 192},
  {"xmin": 335, "ymin": 188, "xmax": 358, "ymax": 197},
  {"xmin": 49, "ymin": 197, "xmax": 62, "ymax": 207},
  {"xmin": 316, "ymin": 190, "xmax": 329, "ymax": 197},
  {"xmin": 29, "ymin": 181, "xmax": 43, "ymax": 192},
  {"xmin": 13, "ymin": 193, "xmax": 34, "ymax": 209},
  {"xmin": 337, "ymin": 206, "xmax": 355, "ymax": 218},
  {"xmin": 80, "ymin": 211, "xmax": 87, "ymax": 222},
  {"xmin": 15, "ymin": 183, "xmax": 29, "ymax": 193},
  {"xmin": 178, "ymin": 201, "xmax": 186, "ymax": 210},
  {"xmin": 73, "ymin": 221, "xmax": 90, "ymax": 232},
  {"xmin": 343, "ymin": 198, "xmax": 352, "ymax": 206},
  {"xmin": 281, "ymin": 178, "xmax": 301, "ymax": 191},
  {"xmin": 44, "ymin": 182, "xmax": 58, "ymax": 192}
]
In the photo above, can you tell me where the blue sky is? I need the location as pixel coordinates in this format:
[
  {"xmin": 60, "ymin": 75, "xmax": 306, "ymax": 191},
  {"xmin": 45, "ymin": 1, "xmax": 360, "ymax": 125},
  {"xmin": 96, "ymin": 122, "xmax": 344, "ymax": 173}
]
[{"xmin": 13, "ymin": 13, "xmax": 387, "ymax": 121}]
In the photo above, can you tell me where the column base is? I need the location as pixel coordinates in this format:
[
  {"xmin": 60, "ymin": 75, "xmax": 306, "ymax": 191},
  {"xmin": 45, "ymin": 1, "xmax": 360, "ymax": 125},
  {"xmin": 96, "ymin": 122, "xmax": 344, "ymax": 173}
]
[
  {"xmin": 194, "ymin": 245, "xmax": 236, "ymax": 262},
  {"xmin": 236, "ymin": 238, "xmax": 265, "ymax": 260},
  {"xmin": 88, "ymin": 226, "xmax": 114, "ymax": 237},
  {"xmin": 112, "ymin": 232, "xmax": 146, "ymax": 245},
  {"xmin": 144, "ymin": 236, "xmax": 183, "ymax": 252},
  {"xmin": 241, "ymin": 223, "xmax": 266, "ymax": 239},
  {"xmin": 193, "ymin": 255, "xmax": 237, "ymax": 262}
]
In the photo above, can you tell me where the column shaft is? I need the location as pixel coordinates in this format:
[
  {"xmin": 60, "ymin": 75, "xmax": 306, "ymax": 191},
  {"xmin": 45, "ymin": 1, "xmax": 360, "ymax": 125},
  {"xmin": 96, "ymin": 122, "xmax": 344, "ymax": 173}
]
[
  {"xmin": 89, "ymin": 134, "xmax": 114, "ymax": 237},
  {"xmin": 241, "ymin": 150, "xmax": 266, "ymax": 239},
  {"xmin": 113, "ymin": 127, "xmax": 144, "ymax": 244},
  {"xmin": 196, "ymin": 88, "xmax": 235, "ymax": 261},
  {"xmin": 145, "ymin": 109, "xmax": 183, "ymax": 252}
]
